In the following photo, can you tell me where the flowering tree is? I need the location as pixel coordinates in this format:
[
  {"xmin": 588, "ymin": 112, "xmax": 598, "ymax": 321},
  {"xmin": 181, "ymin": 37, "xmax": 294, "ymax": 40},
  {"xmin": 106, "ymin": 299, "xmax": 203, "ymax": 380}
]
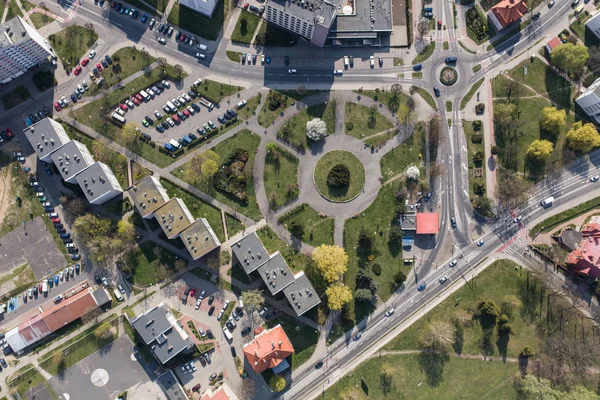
[
  {"xmin": 306, "ymin": 118, "xmax": 327, "ymax": 141},
  {"xmin": 406, "ymin": 165, "xmax": 420, "ymax": 180}
]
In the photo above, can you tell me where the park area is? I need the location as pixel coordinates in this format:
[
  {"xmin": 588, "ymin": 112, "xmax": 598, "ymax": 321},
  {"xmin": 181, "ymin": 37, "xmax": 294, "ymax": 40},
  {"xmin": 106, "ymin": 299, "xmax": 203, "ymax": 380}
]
[
  {"xmin": 48, "ymin": 25, "xmax": 98, "ymax": 68},
  {"xmin": 277, "ymin": 101, "xmax": 336, "ymax": 150},
  {"xmin": 278, "ymin": 203, "xmax": 334, "ymax": 246},
  {"xmin": 263, "ymin": 143, "xmax": 299, "ymax": 210}
]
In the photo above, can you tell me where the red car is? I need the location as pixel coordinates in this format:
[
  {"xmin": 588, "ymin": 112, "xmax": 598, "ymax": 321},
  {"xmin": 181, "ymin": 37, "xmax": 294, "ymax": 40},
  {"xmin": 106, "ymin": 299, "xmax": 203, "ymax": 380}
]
[
  {"xmin": 81, "ymin": 57, "xmax": 89, "ymax": 66},
  {"xmin": 96, "ymin": 63, "xmax": 103, "ymax": 71},
  {"xmin": 131, "ymin": 97, "xmax": 140, "ymax": 105},
  {"xmin": 189, "ymin": 288, "xmax": 196, "ymax": 297},
  {"xmin": 135, "ymin": 94, "xmax": 143, "ymax": 101},
  {"xmin": 243, "ymin": 3, "xmax": 248, "ymax": 8},
  {"xmin": 54, "ymin": 102, "xmax": 61, "ymax": 111},
  {"xmin": 5, "ymin": 128, "xmax": 13, "ymax": 138},
  {"xmin": 192, "ymin": 383, "xmax": 201, "ymax": 392},
  {"xmin": 437, "ymin": 20, "xmax": 442, "ymax": 30},
  {"xmin": 38, "ymin": 283, "xmax": 43, "ymax": 293},
  {"xmin": 51, "ymin": 218, "xmax": 61, "ymax": 223},
  {"xmin": 183, "ymin": 109, "xmax": 190, "ymax": 117},
  {"xmin": 179, "ymin": 34, "xmax": 187, "ymax": 42},
  {"xmin": 119, "ymin": 103, "xmax": 128, "ymax": 111},
  {"xmin": 73, "ymin": 65, "xmax": 82, "ymax": 75}
]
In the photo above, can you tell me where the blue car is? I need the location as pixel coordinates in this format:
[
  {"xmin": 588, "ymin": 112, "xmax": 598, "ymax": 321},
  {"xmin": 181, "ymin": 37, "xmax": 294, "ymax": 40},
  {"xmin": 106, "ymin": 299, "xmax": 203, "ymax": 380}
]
[
  {"xmin": 54, "ymin": 275, "xmax": 59, "ymax": 285},
  {"xmin": 141, "ymin": 13, "xmax": 147, "ymax": 23},
  {"xmin": 71, "ymin": 254, "xmax": 81, "ymax": 260},
  {"xmin": 265, "ymin": 56, "xmax": 271, "ymax": 64},
  {"xmin": 45, "ymin": 167, "xmax": 52, "ymax": 176},
  {"xmin": 59, "ymin": 233, "xmax": 70, "ymax": 238},
  {"xmin": 70, "ymin": 94, "xmax": 77, "ymax": 103},
  {"xmin": 417, "ymin": 282, "xmax": 427, "ymax": 292},
  {"xmin": 413, "ymin": 64, "xmax": 422, "ymax": 71}
]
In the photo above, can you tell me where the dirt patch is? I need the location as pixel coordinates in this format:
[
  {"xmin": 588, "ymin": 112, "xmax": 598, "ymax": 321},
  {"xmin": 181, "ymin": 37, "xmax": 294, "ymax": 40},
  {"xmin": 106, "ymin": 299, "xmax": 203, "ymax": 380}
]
[{"xmin": 0, "ymin": 162, "xmax": 15, "ymax": 227}]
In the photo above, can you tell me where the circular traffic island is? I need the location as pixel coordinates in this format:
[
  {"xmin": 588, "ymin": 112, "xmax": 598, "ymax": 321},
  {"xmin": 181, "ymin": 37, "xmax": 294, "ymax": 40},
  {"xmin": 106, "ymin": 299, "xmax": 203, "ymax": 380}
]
[
  {"xmin": 314, "ymin": 150, "xmax": 365, "ymax": 202},
  {"xmin": 440, "ymin": 66, "xmax": 458, "ymax": 86}
]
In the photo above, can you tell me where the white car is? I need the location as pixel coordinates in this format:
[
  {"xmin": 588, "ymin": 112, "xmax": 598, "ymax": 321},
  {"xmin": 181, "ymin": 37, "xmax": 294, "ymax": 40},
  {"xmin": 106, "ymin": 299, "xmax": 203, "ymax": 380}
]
[
  {"xmin": 449, "ymin": 259, "xmax": 457, "ymax": 267},
  {"xmin": 217, "ymin": 310, "xmax": 224, "ymax": 321},
  {"xmin": 369, "ymin": 55, "xmax": 375, "ymax": 68},
  {"xmin": 261, "ymin": 54, "xmax": 265, "ymax": 64},
  {"xmin": 288, "ymin": 69, "xmax": 297, "ymax": 74},
  {"xmin": 82, "ymin": 81, "xmax": 88, "ymax": 90},
  {"xmin": 187, "ymin": 106, "xmax": 195, "ymax": 115},
  {"xmin": 222, "ymin": 300, "xmax": 230, "ymax": 310},
  {"xmin": 477, "ymin": 240, "xmax": 485, "ymax": 247},
  {"xmin": 246, "ymin": 53, "xmax": 252, "ymax": 63},
  {"xmin": 158, "ymin": 37, "xmax": 167, "ymax": 45},
  {"xmin": 125, "ymin": 99, "xmax": 134, "ymax": 108},
  {"xmin": 199, "ymin": 289, "xmax": 206, "ymax": 300},
  {"xmin": 89, "ymin": 49, "xmax": 96, "ymax": 59},
  {"xmin": 61, "ymin": 95, "xmax": 68, "ymax": 106},
  {"xmin": 195, "ymin": 298, "xmax": 201, "ymax": 310},
  {"xmin": 65, "ymin": 243, "xmax": 75, "ymax": 248},
  {"xmin": 181, "ymin": 365, "xmax": 187, "ymax": 374},
  {"xmin": 35, "ymin": 192, "xmax": 45, "ymax": 197},
  {"xmin": 513, "ymin": 215, "xmax": 523, "ymax": 223},
  {"xmin": 42, "ymin": 201, "xmax": 51, "ymax": 207},
  {"xmin": 161, "ymin": 80, "xmax": 171, "ymax": 89},
  {"xmin": 439, "ymin": 275, "xmax": 449, "ymax": 284},
  {"xmin": 48, "ymin": 212, "xmax": 58, "ymax": 218},
  {"xmin": 199, "ymin": 328, "xmax": 206, "ymax": 338},
  {"xmin": 77, "ymin": 84, "xmax": 84, "ymax": 93},
  {"xmin": 385, "ymin": 308, "xmax": 395, "ymax": 317},
  {"xmin": 183, "ymin": 93, "xmax": 192, "ymax": 102},
  {"xmin": 333, "ymin": 69, "xmax": 343, "ymax": 76},
  {"xmin": 591, "ymin": 175, "xmax": 599, "ymax": 182},
  {"xmin": 167, "ymin": 118, "xmax": 175, "ymax": 127}
]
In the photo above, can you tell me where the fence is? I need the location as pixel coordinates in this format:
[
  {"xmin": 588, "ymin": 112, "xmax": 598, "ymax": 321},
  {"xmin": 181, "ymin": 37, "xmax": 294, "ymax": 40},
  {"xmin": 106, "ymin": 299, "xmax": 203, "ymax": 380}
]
[{"xmin": 7, "ymin": 364, "xmax": 37, "ymax": 388}]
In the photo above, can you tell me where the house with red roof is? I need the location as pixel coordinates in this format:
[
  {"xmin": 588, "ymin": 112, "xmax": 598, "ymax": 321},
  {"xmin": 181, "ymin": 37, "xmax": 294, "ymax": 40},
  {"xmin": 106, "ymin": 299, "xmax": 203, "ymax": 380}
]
[
  {"xmin": 242, "ymin": 324, "xmax": 294, "ymax": 374},
  {"xmin": 565, "ymin": 236, "xmax": 600, "ymax": 279},
  {"xmin": 489, "ymin": 0, "xmax": 529, "ymax": 31},
  {"xmin": 545, "ymin": 37, "xmax": 562, "ymax": 55},
  {"xmin": 416, "ymin": 213, "xmax": 439, "ymax": 235}
]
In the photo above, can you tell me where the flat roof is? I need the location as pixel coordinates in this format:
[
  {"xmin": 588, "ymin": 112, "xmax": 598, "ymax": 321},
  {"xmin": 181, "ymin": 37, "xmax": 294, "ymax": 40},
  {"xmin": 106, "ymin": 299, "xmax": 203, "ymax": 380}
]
[
  {"xmin": 282, "ymin": 271, "xmax": 321, "ymax": 316},
  {"xmin": 128, "ymin": 175, "xmax": 170, "ymax": 217},
  {"xmin": 180, "ymin": 218, "xmax": 220, "ymax": 260},
  {"xmin": 269, "ymin": 0, "xmax": 336, "ymax": 27},
  {"xmin": 22, "ymin": 118, "xmax": 70, "ymax": 160},
  {"xmin": 416, "ymin": 213, "xmax": 439, "ymax": 235},
  {"xmin": 256, "ymin": 252, "xmax": 295, "ymax": 295},
  {"xmin": 232, "ymin": 232, "xmax": 269, "ymax": 274},
  {"xmin": 155, "ymin": 198, "xmax": 194, "ymax": 238},
  {"xmin": 331, "ymin": 0, "xmax": 393, "ymax": 33},
  {"xmin": 50, "ymin": 140, "xmax": 95, "ymax": 181},
  {"xmin": 75, "ymin": 162, "xmax": 122, "ymax": 204},
  {"xmin": 157, "ymin": 370, "xmax": 188, "ymax": 400},
  {"xmin": 400, "ymin": 210, "xmax": 416, "ymax": 231}
]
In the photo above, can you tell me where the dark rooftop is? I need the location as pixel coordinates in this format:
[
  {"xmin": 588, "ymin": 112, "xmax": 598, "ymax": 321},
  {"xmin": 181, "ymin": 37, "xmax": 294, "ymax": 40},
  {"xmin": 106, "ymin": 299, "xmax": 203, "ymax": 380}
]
[
  {"xmin": 283, "ymin": 271, "xmax": 321, "ymax": 316},
  {"xmin": 256, "ymin": 252, "xmax": 295, "ymax": 295},
  {"xmin": 232, "ymin": 232, "xmax": 269, "ymax": 274},
  {"xmin": 269, "ymin": 0, "xmax": 336, "ymax": 27}
]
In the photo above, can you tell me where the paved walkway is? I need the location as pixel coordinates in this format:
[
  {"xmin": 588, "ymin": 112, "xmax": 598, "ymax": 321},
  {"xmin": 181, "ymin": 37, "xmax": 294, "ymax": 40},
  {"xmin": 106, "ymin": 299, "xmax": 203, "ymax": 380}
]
[{"xmin": 530, "ymin": 208, "xmax": 600, "ymax": 246}]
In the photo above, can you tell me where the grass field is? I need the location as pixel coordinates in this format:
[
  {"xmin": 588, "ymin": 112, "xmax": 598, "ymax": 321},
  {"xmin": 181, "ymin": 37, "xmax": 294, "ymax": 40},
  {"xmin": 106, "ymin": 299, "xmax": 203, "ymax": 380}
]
[
  {"xmin": 131, "ymin": 160, "xmax": 153, "ymax": 183},
  {"xmin": 277, "ymin": 102, "xmax": 336, "ymax": 149},
  {"xmin": 412, "ymin": 42, "xmax": 436, "ymax": 64},
  {"xmin": 192, "ymin": 79, "xmax": 242, "ymax": 103},
  {"xmin": 464, "ymin": 120, "xmax": 486, "ymax": 204},
  {"xmin": 48, "ymin": 25, "xmax": 98, "ymax": 67},
  {"xmin": 258, "ymin": 90, "xmax": 320, "ymax": 128},
  {"xmin": 171, "ymin": 130, "xmax": 263, "ymax": 221},
  {"xmin": 225, "ymin": 214, "xmax": 244, "ymax": 237},
  {"xmin": 314, "ymin": 150, "xmax": 365, "ymax": 202},
  {"xmin": 159, "ymin": 178, "xmax": 225, "ymax": 242},
  {"xmin": 263, "ymin": 144, "xmax": 299, "ymax": 210},
  {"xmin": 324, "ymin": 353, "xmax": 518, "ymax": 399},
  {"xmin": 29, "ymin": 12, "xmax": 55, "ymax": 29},
  {"xmin": 226, "ymin": 51, "xmax": 242, "ymax": 62},
  {"xmin": 1, "ymin": 85, "xmax": 30, "ymax": 109},
  {"xmin": 380, "ymin": 122, "xmax": 425, "ymax": 182},
  {"xmin": 278, "ymin": 204, "xmax": 334, "ymax": 246},
  {"xmin": 491, "ymin": 74, "xmax": 535, "ymax": 98},
  {"xmin": 364, "ymin": 129, "xmax": 399, "ymax": 147},
  {"xmin": 237, "ymin": 93, "xmax": 262, "ymax": 120},
  {"xmin": 231, "ymin": 11, "xmax": 261, "ymax": 44},
  {"xmin": 417, "ymin": 88, "xmax": 437, "ymax": 110},
  {"xmin": 168, "ymin": 1, "xmax": 226, "ymax": 41},
  {"xmin": 126, "ymin": 241, "xmax": 187, "ymax": 286},
  {"xmin": 14, "ymin": 367, "xmax": 58, "ymax": 399},
  {"xmin": 265, "ymin": 315, "xmax": 319, "ymax": 369},
  {"xmin": 345, "ymin": 102, "xmax": 394, "ymax": 139},
  {"xmin": 460, "ymin": 78, "xmax": 484, "ymax": 110},
  {"xmin": 5, "ymin": 0, "xmax": 23, "ymax": 20}
]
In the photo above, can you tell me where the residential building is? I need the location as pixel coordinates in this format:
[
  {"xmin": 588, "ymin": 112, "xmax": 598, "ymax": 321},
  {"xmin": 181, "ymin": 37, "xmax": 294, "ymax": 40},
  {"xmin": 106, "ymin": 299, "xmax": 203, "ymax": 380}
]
[
  {"xmin": 156, "ymin": 370, "xmax": 188, "ymax": 400},
  {"xmin": 178, "ymin": 0, "xmax": 219, "ymax": 18},
  {"xmin": 565, "ymin": 236, "xmax": 600, "ymax": 279},
  {"xmin": 22, "ymin": 118, "xmax": 70, "ymax": 162},
  {"xmin": 416, "ymin": 213, "xmax": 439, "ymax": 235},
  {"xmin": 5, "ymin": 284, "xmax": 110, "ymax": 354},
  {"xmin": 200, "ymin": 384, "xmax": 239, "ymax": 400},
  {"xmin": 130, "ymin": 302, "xmax": 194, "ymax": 365},
  {"xmin": 49, "ymin": 140, "xmax": 95, "ymax": 183},
  {"xmin": 75, "ymin": 162, "xmax": 123, "ymax": 205},
  {"xmin": 0, "ymin": 17, "xmax": 53, "ymax": 84},
  {"xmin": 575, "ymin": 78, "xmax": 600, "ymax": 124},
  {"xmin": 232, "ymin": 232, "xmax": 321, "ymax": 316},
  {"xmin": 586, "ymin": 12, "xmax": 600, "ymax": 42},
  {"xmin": 488, "ymin": 0, "xmax": 528, "ymax": 31},
  {"xmin": 155, "ymin": 198, "xmax": 195, "ymax": 239},
  {"xmin": 242, "ymin": 324, "xmax": 294, "ymax": 374},
  {"xmin": 180, "ymin": 218, "xmax": 220, "ymax": 260},
  {"xmin": 544, "ymin": 37, "xmax": 562, "ymax": 55},
  {"xmin": 128, "ymin": 175, "xmax": 170, "ymax": 218}
]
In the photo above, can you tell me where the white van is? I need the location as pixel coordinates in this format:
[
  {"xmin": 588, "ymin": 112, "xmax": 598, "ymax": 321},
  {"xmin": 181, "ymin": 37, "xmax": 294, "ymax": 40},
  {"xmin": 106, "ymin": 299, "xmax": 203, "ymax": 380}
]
[
  {"xmin": 197, "ymin": 43, "xmax": 207, "ymax": 51},
  {"xmin": 343, "ymin": 56, "xmax": 349, "ymax": 68},
  {"xmin": 96, "ymin": 77, "xmax": 104, "ymax": 86},
  {"xmin": 139, "ymin": 90, "xmax": 150, "ymax": 101},
  {"xmin": 196, "ymin": 53, "xmax": 206, "ymax": 60},
  {"xmin": 169, "ymin": 138, "xmax": 181, "ymax": 149},
  {"xmin": 116, "ymin": 108, "xmax": 125, "ymax": 117},
  {"xmin": 541, "ymin": 196, "xmax": 554, "ymax": 207},
  {"xmin": 113, "ymin": 288, "xmax": 124, "ymax": 301},
  {"xmin": 237, "ymin": 100, "xmax": 247, "ymax": 109},
  {"xmin": 112, "ymin": 113, "xmax": 126, "ymax": 123},
  {"xmin": 223, "ymin": 326, "xmax": 233, "ymax": 342}
]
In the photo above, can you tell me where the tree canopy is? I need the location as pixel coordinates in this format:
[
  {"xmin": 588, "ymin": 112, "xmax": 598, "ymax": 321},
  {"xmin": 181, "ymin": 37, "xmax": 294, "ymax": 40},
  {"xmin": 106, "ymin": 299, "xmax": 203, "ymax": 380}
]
[
  {"xmin": 326, "ymin": 282, "xmax": 353, "ymax": 310},
  {"xmin": 526, "ymin": 139, "xmax": 554, "ymax": 161},
  {"xmin": 306, "ymin": 118, "xmax": 327, "ymax": 141},
  {"xmin": 551, "ymin": 43, "xmax": 589, "ymax": 74},
  {"xmin": 312, "ymin": 245, "xmax": 348, "ymax": 283},
  {"xmin": 269, "ymin": 375, "xmax": 286, "ymax": 392},
  {"xmin": 121, "ymin": 122, "xmax": 141, "ymax": 150},
  {"xmin": 185, "ymin": 150, "xmax": 220, "ymax": 183},
  {"xmin": 566, "ymin": 121, "xmax": 600, "ymax": 153},
  {"xmin": 541, "ymin": 107, "xmax": 566, "ymax": 134}
]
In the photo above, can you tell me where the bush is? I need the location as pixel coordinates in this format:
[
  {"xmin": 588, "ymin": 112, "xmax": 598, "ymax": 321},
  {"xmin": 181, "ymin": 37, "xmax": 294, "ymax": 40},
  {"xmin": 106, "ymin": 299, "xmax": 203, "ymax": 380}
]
[
  {"xmin": 327, "ymin": 164, "xmax": 350, "ymax": 187},
  {"xmin": 466, "ymin": 7, "xmax": 488, "ymax": 40},
  {"xmin": 471, "ymin": 135, "xmax": 483, "ymax": 144},
  {"xmin": 372, "ymin": 263, "xmax": 382, "ymax": 276},
  {"xmin": 346, "ymin": 122, "xmax": 354, "ymax": 131},
  {"xmin": 213, "ymin": 148, "xmax": 250, "ymax": 202},
  {"xmin": 476, "ymin": 103, "xmax": 485, "ymax": 114},
  {"xmin": 472, "ymin": 120, "xmax": 482, "ymax": 131},
  {"xmin": 473, "ymin": 182, "xmax": 485, "ymax": 195}
]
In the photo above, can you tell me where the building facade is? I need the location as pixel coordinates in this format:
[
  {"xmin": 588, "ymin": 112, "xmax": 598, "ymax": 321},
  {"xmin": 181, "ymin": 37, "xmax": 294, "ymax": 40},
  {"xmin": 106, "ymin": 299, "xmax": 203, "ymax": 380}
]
[
  {"xmin": 0, "ymin": 17, "xmax": 53, "ymax": 84},
  {"xmin": 575, "ymin": 78, "xmax": 600, "ymax": 125},
  {"xmin": 586, "ymin": 13, "xmax": 600, "ymax": 42},
  {"xmin": 178, "ymin": 0, "xmax": 219, "ymax": 18}
]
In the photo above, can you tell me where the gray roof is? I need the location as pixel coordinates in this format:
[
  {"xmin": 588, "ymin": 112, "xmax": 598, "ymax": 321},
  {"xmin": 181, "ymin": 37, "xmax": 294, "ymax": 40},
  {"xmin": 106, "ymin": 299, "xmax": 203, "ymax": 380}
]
[
  {"xmin": 269, "ymin": 0, "xmax": 336, "ymax": 27},
  {"xmin": 560, "ymin": 228, "xmax": 583, "ymax": 251},
  {"xmin": 256, "ymin": 252, "xmax": 295, "ymax": 295},
  {"xmin": 180, "ymin": 218, "xmax": 220, "ymax": 260},
  {"xmin": 283, "ymin": 271, "xmax": 321, "ymax": 316},
  {"xmin": 155, "ymin": 198, "xmax": 195, "ymax": 239},
  {"xmin": 330, "ymin": 0, "xmax": 393, "ymax": 33},
  {"xmin": 75, "ymin": 162, "xmax": 122, "ymax": 204},
  {"xmin": 156, "ymin": 370, "xmax": 188, "ymax": 400},
  {"xmin": 22, "ymin": 118, "xmax": 70, "ymax": 160},
  {"xmin": 0, "ymin": 17, "xmax": 45, "ymax": 48},
  {"xmin": 49, "ymin": 140, "xmax": 95, "ymax": 181},
  {"xmin": 232, "ymin": 232, "xmax": 269, "ymax": 274},
  {"xmin": 128, "ymin": 175, "xmax": 170, "ymax": 217},
  {"xmin": 131, "ymin": 304, "xmax": 190, "ymax": 364},
  {"xmin": 400, "ymin": 210, "xmax": 416, "ymax": 231},
  {"xmin": 92, "ymin": 288, "xmax": 111, "ymax": 306}
]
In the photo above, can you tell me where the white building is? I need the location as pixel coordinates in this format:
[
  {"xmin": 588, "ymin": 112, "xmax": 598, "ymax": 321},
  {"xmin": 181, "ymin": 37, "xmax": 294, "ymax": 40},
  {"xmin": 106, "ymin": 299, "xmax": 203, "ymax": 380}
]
[
  {"xmin": 49, "ymin": 140, "xmax": 95, "ymax": 183},
  {"xmin": 22, "ymin": 118, "xmax": 70, "ymax": 162},
  {"xmin": 178, "ymin": 0, "xmax": 219, "ymax": 18},
  {"xmin": 586, "ymin": 13, "xmax": 600, "ymax": 42},
  {"xmin": 0, "ymin": 17, "xmax": 53, "ymax": 84},
  {"xmin": 575, "ymin": 78, "xmax": 600, "ymax": 125},
  {"xmin": 75, "ymin": 162, "xmax": 123, "ymax": 205}
]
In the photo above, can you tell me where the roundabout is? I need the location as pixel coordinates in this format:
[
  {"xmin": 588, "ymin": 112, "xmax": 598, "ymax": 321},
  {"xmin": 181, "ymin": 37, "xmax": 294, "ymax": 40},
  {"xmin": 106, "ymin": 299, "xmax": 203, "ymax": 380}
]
[
  {"xmin": 440, "ymin": 66, "xmax": 458, "ymax": 86},
  {"xmin": 313, "ymin": 150, "xmax": 366, "ymax": 202}
]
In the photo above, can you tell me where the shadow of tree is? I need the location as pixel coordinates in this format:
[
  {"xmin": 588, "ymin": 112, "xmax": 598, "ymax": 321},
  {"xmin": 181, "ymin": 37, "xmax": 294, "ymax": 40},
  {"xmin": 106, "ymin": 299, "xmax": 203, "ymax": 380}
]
[
  {"xmin": 417, "ymin": 351, "xmax": 449, "ymax": 386},
  {"xmin": 452, "ymin": 323, "xmax": 464, "ymax": 355},
  {"xmin": 496, "ymin": 331, "xmax": 510, "ymax": 361}
]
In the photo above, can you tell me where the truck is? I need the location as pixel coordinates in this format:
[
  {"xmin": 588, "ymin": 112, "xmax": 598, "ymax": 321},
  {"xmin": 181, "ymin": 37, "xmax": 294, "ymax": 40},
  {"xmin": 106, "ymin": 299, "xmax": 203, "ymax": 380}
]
[
  {"xmin": 169, "ymin": 138, "xmax": 181, "ymax": 149},
  {"xmin": 541, "ymin": 196, "xmax": 554, "ymax": 207},
  {"xmin": 199, "ymin": 97, "xmax": 214, "ymax": 109},
  {"xmin": 223, "ymin": 326, "xmax": 233, "ymax": 342},
  {"xmin": 166, "ymin": 101, "xmax": 176, "ymax": 112},
  {"xmin": 111, "ymin": 113, "xmax": 126, "ymax": 123}
]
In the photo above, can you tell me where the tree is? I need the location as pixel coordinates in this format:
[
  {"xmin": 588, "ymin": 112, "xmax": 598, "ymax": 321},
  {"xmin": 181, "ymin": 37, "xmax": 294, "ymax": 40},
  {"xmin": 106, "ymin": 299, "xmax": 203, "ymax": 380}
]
[
  {"xmin": 289, "ymin": 222, "xmax": 304, "ymax": 240},
  {"xmin": 409, "ymin": 85, "xmax": 418, "ymax": 97},
  {"xmin": 497, "ymin": 314, "xmax": 514, "ymax": 335},
  {"xmin": 430, "ymin": 162, "xmax": 445, "ymax": 180},
  {"xmin": 266, "ymin": 142, "xmax": 278, "ymax": 161},
  {"xmin": 519, "ymin": 346, "xmax": 535, "ymax": 358},
  {"xmin": 355, "ymin": 288, "xmax": 374, "ymax": 302},
  {"xmin": 296, "ymin": 85, "xmax": 307, "ymax": 96},
  {"xmin": 306, "ymin": 118, "xmax": 327, "ymax": 141},
  {"xmin": 490, "ymin": 145, "xmax": 501, "ymax": 156},
  {"xmin": 380, "ymin": 371, "xmax": 394, "ymax": 396},
  {"xmin": 269, "ymin": 375, "xmax": 286, "ymax": 392},
  {"xmin": 478, "ymin": 299, "xmax": 501, "ymax": 326},
  {"xmin": 185, "ymin": 150, "xmax": 220, "ymax": 183},
  {"xmin": 551, "ymin": 43, "xmax": 589, "ymax": 74},
  {"xmin": 241, "ymin": 379, "xmax": 256, "ymax": 400},
  {"xmin": 514, "ymin": 375, "xmax": 599, "ymax": 399},
  {"xmin": 327, "ymin": 164, "xmax": 350, "ymax": 187},
  {"xmin": 388, "ymin": 225, "xmax": 403, "ymax": 244},
  {"xmin": 390, "ymin": 83, "xmax": 402, "ymax": 97},
  {"xmin": 73, "ymin": 214, "xmax": 112, "ymax": 245},
  {"xmin": 121, "ymin": 122, "xmax": 140, "ymax": 150},
  {"xmin": 526, "ymin": 139, "xmax": 553, "ymax": 161},
  {"xmin": 541, "ymin": 107, "xmax": 566, "ymax": 135},
  {"xmin": 406, "ymin": 165, "xmax": 420, "ymax": 180},
  {"xmin": 397, "ymin": 103, "xmax": 416, "ymax": 124},
  {"xmin": 473, "ymin": 151, "xmax": 484, "ymax": 164},
  {"xmin": 419, "ymin": 321, "xmax": 454, "ymax": 351},
  {"xmin": 64, "ymin": 197, "xmax": 86, "ymax": 217},
  {"xmin": 494, "ymin": 102, "xmax": 516, "ymax": 127},
  {"xmin": 174, "ymin": 64, "xmax": 183, "ymax": 80},
  {"xmin": 567, "ymin": 121, "xmax": 600, "ymax": 153},
  {"xmin": 394, "ymin": 270, "xmax": 407, "ymax": 286},
  {"xmin": 498, "ymin": 170, "xmax": 528, "ymax": 207},
  {"xmin": 201, "ymin": 160, "xmax": 218, "ymax": 178},
  {"xmin": 241, "ymin": 289, "xmax": 264, "ymax": 314},
  {"xmin": 326, "ymin": 282, "xmax": 353, "ymax": 310},
  {"xmin": 417, "ymin": 20, "xmax": 430, "ymax": 37},
  {"xmin": 312, "ymin": 245, "xmax": 348, "ymax": 283}
]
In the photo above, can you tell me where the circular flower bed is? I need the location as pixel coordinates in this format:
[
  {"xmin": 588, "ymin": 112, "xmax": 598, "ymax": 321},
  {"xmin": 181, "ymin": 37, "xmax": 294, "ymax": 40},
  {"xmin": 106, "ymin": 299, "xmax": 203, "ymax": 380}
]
[
  {"xmin": 440, "ymin": 66, "xmax": 458, "ymax": 86},
  {"xmin": 314, "ymin": 150, "xmax": 365, "ymax": 202}
]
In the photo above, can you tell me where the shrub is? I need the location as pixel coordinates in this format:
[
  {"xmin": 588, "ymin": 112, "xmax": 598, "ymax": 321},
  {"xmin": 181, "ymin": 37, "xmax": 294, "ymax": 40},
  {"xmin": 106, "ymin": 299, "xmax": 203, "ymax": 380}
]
[
  {"xmin": 327, "ymin": 164, "xmax": 350, "ymax": 187},
  {"xmin": 466, "ymin": 7, "xmax": 488, "ymax": 40},
  {"xmin": 471, "ymin": 135, "xmax": 483, "ymax": 144},
  {"xmin": 372, "ymin": 263, "xmax": 382, "ymax": 276},
  {"xmin": 472, "ymin": 120, "xmax": 482, "ymax": 131},
  {"xmin": 476, "ymin": 103, "xmax": 485, "ymax": 114},
  {"xmin": 213, "ymin": 148, "xmax": 250, "ymax": 202},
  {"xmin": 346, "ymin": 122, "xmax": 354, "ymax": 131}
]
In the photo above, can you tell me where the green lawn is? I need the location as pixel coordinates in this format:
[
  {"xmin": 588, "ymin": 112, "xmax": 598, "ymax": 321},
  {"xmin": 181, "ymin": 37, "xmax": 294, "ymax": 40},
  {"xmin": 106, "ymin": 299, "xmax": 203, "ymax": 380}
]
[
  {"xmin": 380, "ymin": 122, "xmax": 425, "ymax": 182},
  {"xmin": 13, "ymin": 368, "xmax": 58, "ymax": 399},
  {"xmin": 0, "ymin": 264, "xmax": 36, "ymax": 303},
  {"xmin": 460, "ymin": 78, "xmax": 484, "ymax": 110},
  {"xmin": 324, "ymin": 354, "xmax": 518, "ymax": 399},
  {"xmin": 491, "ymin": 74, "xmax": 536, "ymax": 98},
  {"xmin": 226, "ymin": 51, "xmax": 242, "ymax": 63},
  {"xmin": 345, "ymin": 102, "xmax": 394, "ymax": 139},
  {"xmin": 412, "ymin": 42, "xmax": 436, "ymax": 64},
  {"xmin": 171, "ymin": 130, "xmax": 263, "ymax": 221},
  {"xmin": 254, "ymin": 20, "xmax": 297, "ymax": 46},
  {"xmin": 192, "ymin": 79, "xmax": 243, "ymax": 103},
  {"xmin": 364, "ymin": 129, "xmax": 399, "ymax": 147},
  {"xmin": 314, "ymin": 150, "xmax": 365, "ymax": 202},
  {"xmin": 464, "ymin": 120, "xmax": 486, "ymax": 205},
  {"xmin": 32, "ymin": 71, "xmax": 56, "ymax": 92},
  {"xmin": 72, "ymin": 65, "xmax": 185, "ymax": 168},
  {"xmin": 126, "ymin": 241, "xmax": 187, "ymax": 286},
  {"xmin": 1, "ymin": 85, "xmax": 30, "ymax": 109},
  {"xmin": 84, "ymin": 47, "xmax": 156, "ymax": 96},
  {"xmin": 131, "ymin": 160, "xmax": 153, "ymax": 183},
  {"xmin": 159, "ymin": 178, "xmax": 226, "ymax": 242},
  {"xmin": 5, "ymin": 0, "xmax": 23, "ymax": 20},
  {"xmin": 466, "ymin": 6, "xmax": 490, "ymax": 44},
  {"xmin": 231, "ymin": 11, "xmax": 261, "ymax": 44},
  {"xmin": 264, "ymin": 144, "xmax": 299, "ymax": 210},
  {"xmin": 265, "ymin": 315, "xmax": 319, "ymax": 369},
  {"xmin": 237, "ymin": 93, "xmax": 262, "ymax": 120},
  {"xmin": 48, "ymin": 25, "xmax": 98, "ymax": 67},
  {"xmin": 167, "ymin": 1, "xmax": 226, "ymax": 41},
  {"xmin": 278, "ymin": 101, "xmax": 336, "ymax": 150},
  {"xmin": 29, "ymin": 12, "xmax": 55, "ymax": 29},
  {"xmin": 278, "ymin": 204, "xmax": 334, "ymax": 246},
  {"xmin": 258, "ymin": 90, "xmax": 321, "ymax": 128},
  {"xmin": 225, "ymin": 214, "xmax": 244, "ymax": 237},
  {"xmin": 344, "ymin": 183, "xmax": 407, "ymax": 320}
]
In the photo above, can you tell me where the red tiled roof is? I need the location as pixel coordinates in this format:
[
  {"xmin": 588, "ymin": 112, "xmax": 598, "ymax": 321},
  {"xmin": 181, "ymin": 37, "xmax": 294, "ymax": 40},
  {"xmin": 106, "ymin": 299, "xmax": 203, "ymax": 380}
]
[
  {"xmin": 565, "ymin": 236, "xmax": 600, "ymax": 278},
  {"xmin": 581, "ymin": 222, "xmax": 600, "ymax": 237},
  {"xmin": 416, "ymin": 213, "xmax": 439, "ymax": 235},
  {"xmin": 39, "ymin": 289, "xmax": 98, "ymax": 332},
  {"xmin": 491, "ymin": 0, "xmax": 528, "ymax": 28},
  {"xmin": 242, "ymin": 324, "xmax": 294, "ymax": 374},
  {"xmin": 201, "ymin": 388, "xmax": 231, "ymax": 400},
  {"xmin": 546, "ymin": 37, "xmax": 562, "ymax": 51}
]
